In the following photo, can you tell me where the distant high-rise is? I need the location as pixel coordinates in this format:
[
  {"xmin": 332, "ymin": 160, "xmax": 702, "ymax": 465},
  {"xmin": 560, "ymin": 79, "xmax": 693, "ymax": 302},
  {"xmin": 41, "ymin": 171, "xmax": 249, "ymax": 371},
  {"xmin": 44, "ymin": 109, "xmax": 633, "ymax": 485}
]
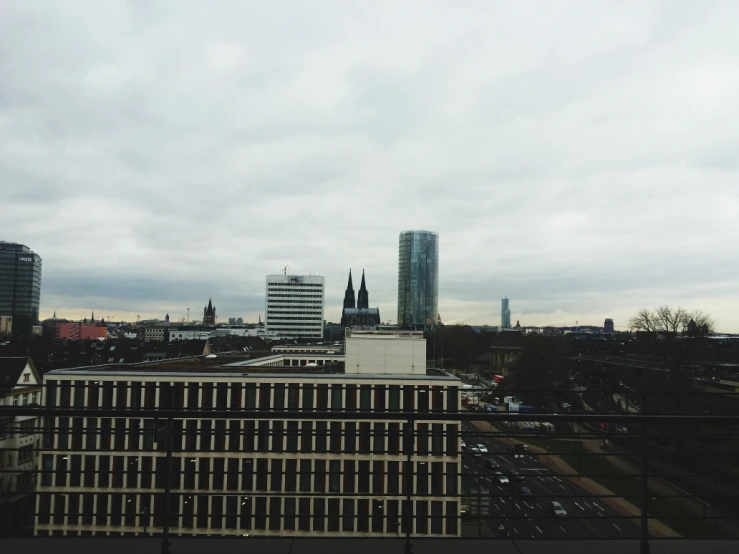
[
  {"xmin": 397, "ymin": 230, "xmax": 439, "ymax": 330},
  {"xmin": 604, "ymin": 318, "xmax": 615, "ymax": 333},
  {"xmin": 0, "ymin": 242, "xmax": 42, "ymax": 335},
  {"xmin": 501, "ymin": 297, "xmax": 511, "ymax": 328},
  {"xmin": 265, "ymin": 274, "xmax": 325, "ymax": 338}
]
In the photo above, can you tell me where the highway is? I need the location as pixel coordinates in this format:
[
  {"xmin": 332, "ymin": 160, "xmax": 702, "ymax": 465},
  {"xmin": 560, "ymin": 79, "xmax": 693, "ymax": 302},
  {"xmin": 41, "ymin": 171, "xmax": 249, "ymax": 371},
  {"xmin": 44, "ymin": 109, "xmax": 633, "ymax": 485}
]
[{"xmin": 460, "ymin": 421, "xmax": 642, "ymax": 539}]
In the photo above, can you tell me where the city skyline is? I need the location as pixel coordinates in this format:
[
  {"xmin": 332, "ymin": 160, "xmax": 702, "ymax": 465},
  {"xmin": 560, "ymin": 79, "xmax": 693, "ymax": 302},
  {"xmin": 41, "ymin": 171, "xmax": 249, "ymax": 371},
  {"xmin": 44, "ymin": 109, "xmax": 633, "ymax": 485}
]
[{"xmin": 3, "ymin": 2, "xmax": 739, "ymax": 331}]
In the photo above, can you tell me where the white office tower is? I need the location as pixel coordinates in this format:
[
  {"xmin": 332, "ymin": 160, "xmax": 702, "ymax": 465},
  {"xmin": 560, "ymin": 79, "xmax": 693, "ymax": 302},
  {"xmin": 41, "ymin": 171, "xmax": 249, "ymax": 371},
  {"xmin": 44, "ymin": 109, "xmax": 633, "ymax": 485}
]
[{"xmin": 265, "ymin": 275, "xmax": 325, "ymax": 339}]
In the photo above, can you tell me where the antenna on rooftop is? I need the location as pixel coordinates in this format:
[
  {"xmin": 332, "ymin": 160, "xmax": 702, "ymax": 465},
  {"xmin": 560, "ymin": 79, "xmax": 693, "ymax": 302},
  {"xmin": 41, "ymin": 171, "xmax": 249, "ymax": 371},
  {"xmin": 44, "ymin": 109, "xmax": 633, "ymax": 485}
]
[{"xmin": 283, "ymin": 265, "xmax": 289, "ymax": 276}]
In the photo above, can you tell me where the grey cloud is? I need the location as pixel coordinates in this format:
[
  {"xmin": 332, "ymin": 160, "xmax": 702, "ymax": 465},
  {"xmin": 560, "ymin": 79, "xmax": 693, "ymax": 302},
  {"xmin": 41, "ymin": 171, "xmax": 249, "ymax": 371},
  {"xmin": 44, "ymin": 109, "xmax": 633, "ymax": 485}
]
[{"xmin": 2, "ymin": 1, "xmax": 739, "ymax": 330}]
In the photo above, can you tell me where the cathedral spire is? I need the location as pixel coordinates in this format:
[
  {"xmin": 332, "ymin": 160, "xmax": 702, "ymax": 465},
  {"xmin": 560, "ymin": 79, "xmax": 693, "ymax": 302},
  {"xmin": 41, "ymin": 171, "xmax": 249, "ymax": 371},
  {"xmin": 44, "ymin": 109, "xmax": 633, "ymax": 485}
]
[
  {"xmin": 357, "ymin": 269, "xmax": 369, "ymax": 309},
  {"xmin": 343, "ymin": 269, "xmax": 356, "ymax": 310}
]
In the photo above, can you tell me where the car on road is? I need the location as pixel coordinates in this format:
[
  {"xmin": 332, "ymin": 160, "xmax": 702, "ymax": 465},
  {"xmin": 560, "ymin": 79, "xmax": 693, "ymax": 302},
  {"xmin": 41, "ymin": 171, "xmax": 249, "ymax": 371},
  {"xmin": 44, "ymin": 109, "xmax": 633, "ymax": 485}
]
[
  {"xmin": 469, "ymin": 445, "xmax": 481, "ymax": 456},
  {"xmin": 550, "ymin": 501, "xmax": 567, "ymax": 517},
  {"xmin": 487, "ymin": 459, "xmax": 500, "ymax": 470},
  {"xmin": 460, "ymin": 440, "xmax": 466, "ymax": 449},
  {"xmin": 495, "ymin": 472, "xmax": 509, "ymax": 485},
  {"xmin": 521, "ymin": 487, "xmax": 532, "ymax": 498},
  {"xmin": 508, "ymin": 470, "xmax": 525, "ymax": 482},
  {"xmin": 477, "ymin": 444, "xmax": 488, "ymax": 453}
]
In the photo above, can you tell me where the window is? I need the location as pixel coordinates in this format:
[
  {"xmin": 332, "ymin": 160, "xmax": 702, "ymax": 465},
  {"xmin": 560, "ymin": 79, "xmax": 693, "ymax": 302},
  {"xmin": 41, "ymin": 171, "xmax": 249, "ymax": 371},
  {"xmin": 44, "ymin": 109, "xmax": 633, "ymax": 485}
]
[
  {"xmin": 272, "ymin": 384, "xmax": 285, "ymax": 411},
  {"xmin": 358, "ymin": 461, "xmax": 369, "ymax": 493},
  {"xmin": 389, "ymin": 386, "xmax": 400, "ymax": 411},
  {"xmin": 286, "ymin": 421, "xmax": 298, "ymax": 452},
  {"xmin": 342, "ymin": 499, "xmax": 355, "ymax": 532},
  {"xmin": 298, "ymin": 459, "xmax": 311, "ymax": 492},
  {"xmin": 301, "ymin": 384, "xmax": 313, "ymax": 410},
  {"xmin": 431, "ymin": 501, "xmax": 443, "ymax": 534},
  {"xmin": 315, "ymin": 422, "xmax": 327, "ymax": 453},
  {"xmin": 446, "ymin": 463, "xmax": 458, "ymax": 495},
  {"xmin": 19, "ymin": 419, "xmax": 35, "ymax": 436},
  {"xmin": 330, "ymin": 385, "xmax": 343, "ymax": 410},
  {"xmin": 373, "ymin": 423, "xmax": 385, "ymax": 453},
  {"xmin": 270, "ymin": 459, "xmax": 283, "ymax": 491},
  {"xmin": 284, "ymin": 497, "xmax": 296, "ymax": 530},
  {"xmin": 373, "ymin": 461, "xmax": 385, "ymax": 494},
  {"xmin": 329, "ymin": 460, "xmax": 341, "ymax": 492},
  {"xmin": 387, "ymin": 461, "xmax": 399, "ymax": 494},
  {"xmin": 360, "ymin": 385, "xmax": 371, "ymax": 411},
  {"xmin": 431, "ymin": 462, "xmax": 443, "ymax": 495}
]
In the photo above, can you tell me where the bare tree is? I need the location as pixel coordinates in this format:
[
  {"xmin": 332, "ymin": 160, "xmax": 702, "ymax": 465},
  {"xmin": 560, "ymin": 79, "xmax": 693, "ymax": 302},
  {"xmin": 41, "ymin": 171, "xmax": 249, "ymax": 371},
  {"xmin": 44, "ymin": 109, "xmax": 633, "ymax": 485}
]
[{"xmin": 629, "ymin": 306, "xmax": 715, "ymax": 336}]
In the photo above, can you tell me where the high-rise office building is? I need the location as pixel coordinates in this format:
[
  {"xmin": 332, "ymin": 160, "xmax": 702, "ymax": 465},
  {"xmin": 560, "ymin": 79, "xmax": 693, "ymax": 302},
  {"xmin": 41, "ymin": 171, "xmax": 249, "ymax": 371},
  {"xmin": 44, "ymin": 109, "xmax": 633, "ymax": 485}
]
[
  {"xmin": 397, "ymin": 231, "xmax": 439, "ymax": 331},
  {"xmin": 265, "ymin": 274, "xmax": 325, "ymax": 338},
  {"xmin": 604, "ymin": 318, "xmax": 614, "ymax": 333},
  {"xmin": 501, "ymin": 298, "xmax": 511, "ymax": 329},
  {"xmin": 0, "ymin": 242, "xmax": 42, "ymax": 335}
]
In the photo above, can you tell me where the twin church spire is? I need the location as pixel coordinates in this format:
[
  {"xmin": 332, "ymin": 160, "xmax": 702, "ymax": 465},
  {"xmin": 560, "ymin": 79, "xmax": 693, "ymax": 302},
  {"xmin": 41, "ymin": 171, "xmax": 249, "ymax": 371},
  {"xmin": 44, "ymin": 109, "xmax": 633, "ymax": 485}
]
[{"xmin": 342, "ymin": 269, "xmax": 369, "ymax": 310}]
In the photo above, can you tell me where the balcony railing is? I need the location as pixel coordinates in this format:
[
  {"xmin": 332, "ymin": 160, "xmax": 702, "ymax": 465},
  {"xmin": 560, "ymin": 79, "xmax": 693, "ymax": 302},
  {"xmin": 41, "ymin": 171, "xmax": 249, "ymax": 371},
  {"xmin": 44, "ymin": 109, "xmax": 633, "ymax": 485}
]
[{"xmin": 2, "ymin": 385, "xmax": 739, "ymax": 554}]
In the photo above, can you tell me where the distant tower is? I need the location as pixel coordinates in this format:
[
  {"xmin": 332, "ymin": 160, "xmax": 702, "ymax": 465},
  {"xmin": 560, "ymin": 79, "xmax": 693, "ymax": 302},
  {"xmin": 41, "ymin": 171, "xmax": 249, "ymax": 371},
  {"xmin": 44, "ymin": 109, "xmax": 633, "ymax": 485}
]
[
  {"xmin": 604, "ymin": 318, "xmax": 614, "ymax": 333},
  {"xmin": 343, "ymin": 269, "xmax": 356, "ymax": 309},
  {"xmin": 501, "ymin": 298, "xmax": 511, "ymax": 328},
  {"xmin": 203, "ymin": 298, "xmax": 216, "ymax": 326},
  {"xmin": 165, "ymin": 313, "xmax": 170, "ymax": 323},
  {"xmin": 91, "ymin": 311, "xmax": 95, "ymax": 323}
]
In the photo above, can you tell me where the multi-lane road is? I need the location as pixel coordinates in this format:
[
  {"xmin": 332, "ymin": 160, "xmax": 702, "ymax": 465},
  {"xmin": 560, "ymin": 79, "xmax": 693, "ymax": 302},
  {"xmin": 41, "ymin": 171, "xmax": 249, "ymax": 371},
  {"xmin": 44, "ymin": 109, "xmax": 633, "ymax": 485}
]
[{"xmin": 460, "ymin": 421, "xmax": 641, "ymax": 539}]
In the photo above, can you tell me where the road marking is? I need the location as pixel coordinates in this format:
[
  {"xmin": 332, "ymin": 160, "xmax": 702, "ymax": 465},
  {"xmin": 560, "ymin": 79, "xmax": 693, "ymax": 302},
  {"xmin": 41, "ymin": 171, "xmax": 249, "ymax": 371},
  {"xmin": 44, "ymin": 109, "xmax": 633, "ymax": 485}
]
[
  {"xmin": 574, "ymin": 502, "xmax": 584, "ymax": 510},
  {"xmin": 594, "ymin": 503, "xmax": 604, "ymax": 512},
  {"xmin": 612, "ymin": 524, "xmax": 622, "ymax": 532},
  {"xmin": 559, "ymin": 525, "xmax": 567, "ymax": 533},
  {"xmin": 538, "ymin": 476, "xmax": 545, "ymax": 481},
  {"xmin": 515, "ymin": 503, "xmax": 521, "ymax": 510},
  {"xmin": 497, "ymin": 486, "xmax": 502, "ymax": 490},
  {"xmin": 536, "ymin": 526, "xmax": 543, "ymax": 534},
  {"xmin": 553, "ymin": 477, "xmax": 562, "ymax": 482},
  {"xmin": 493, "ymin": 502, "xmax": 500, "ymax": 510},
  {"xmin": 536, "ymin": 503, "xmax": 542, "ymax": 509},
  {"xmin": 582, "ymin": 501, "xmax": 592, "ymax": 509},
  {"xmin": 513, "ymin": 527, "xmax": 518, "ymax": 534},
  {"xmin": 524, "ymin": 502, "xmax": 534, "ymax": 510}
]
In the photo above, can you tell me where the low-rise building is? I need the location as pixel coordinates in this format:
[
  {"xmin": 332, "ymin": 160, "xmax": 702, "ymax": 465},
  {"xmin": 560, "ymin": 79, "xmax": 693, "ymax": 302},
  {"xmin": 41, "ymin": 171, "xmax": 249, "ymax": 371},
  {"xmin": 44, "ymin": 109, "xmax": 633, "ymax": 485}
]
[
  {"xmin": 35, "ymin": 332, "xmax": 461, "ymax": 538},
  {"xmin": 54, "ymin": 322, "xmax": 107, "ymax": 341},
  {"xmin": 143, "ymin": 326, "xmax": 167, "ymax": 342}
]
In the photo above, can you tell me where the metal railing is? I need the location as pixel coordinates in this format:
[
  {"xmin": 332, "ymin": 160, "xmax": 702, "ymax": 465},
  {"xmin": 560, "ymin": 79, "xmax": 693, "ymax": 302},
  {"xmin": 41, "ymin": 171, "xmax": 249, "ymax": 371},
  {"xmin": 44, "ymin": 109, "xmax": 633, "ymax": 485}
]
[{"xmin": 2, "ymin": 386, "xmax": 739, "ymax": 554}]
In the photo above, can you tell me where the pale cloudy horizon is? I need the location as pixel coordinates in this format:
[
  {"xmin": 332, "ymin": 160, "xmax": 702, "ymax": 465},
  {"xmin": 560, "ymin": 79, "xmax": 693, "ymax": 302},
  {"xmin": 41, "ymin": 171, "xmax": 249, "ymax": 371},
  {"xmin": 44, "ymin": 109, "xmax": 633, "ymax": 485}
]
[{"xmin": 2, "ymin": 1, "xmax": 739, "ymax": 331}]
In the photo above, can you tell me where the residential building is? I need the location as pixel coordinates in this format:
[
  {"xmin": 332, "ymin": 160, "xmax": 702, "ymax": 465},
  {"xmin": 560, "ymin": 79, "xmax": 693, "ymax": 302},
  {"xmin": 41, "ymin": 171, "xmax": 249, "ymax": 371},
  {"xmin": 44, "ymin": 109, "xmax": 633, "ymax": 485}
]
[
  {"xmin": 0, "ymin": 357, "xmax": 42, "ymax": 498},
  {"xmin": 203, "ymin": 299, "xmax": 216, "ymax": 326},
  {"xmin": 501, "ymin": 298, "xmax": 511, "ymax": 329},
  {"xmin": 265, "ymin": 275, "xmax": 325, "ymax": 339},
  {"xmin": 341, "ymin": 270, "xmax": 381, "ymax": 328},
  {"xmin": 397, "ymin": 231, "xmax": 438, "ymax": 331},
  {"xmin": 143, "ymin": 326, "xmax": 167, "ymax": 342},
  {"xmin": 0, "ymin": 242, "xmax": 42, "ymax": 335},
  {"xmin": 604, "ymin": 318, "xmax": 615, "ymax": 333},
  {"xmin": 35, "ymin": 332, "xmax": 461, "ymax": 538},
  {"xmin": 54, "ymin": 322, "xmax": 108, "ymax": 341}
]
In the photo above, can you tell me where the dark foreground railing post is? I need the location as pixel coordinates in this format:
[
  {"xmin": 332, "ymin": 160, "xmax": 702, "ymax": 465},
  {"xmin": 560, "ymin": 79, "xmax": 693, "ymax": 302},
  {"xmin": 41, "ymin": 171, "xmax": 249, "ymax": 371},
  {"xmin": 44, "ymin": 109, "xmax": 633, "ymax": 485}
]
[
  {"xmin": 640, "ymin": 393, "xmax": 650, "ymax": 554},
  {"xmin": 158, "ymin": 418, "xmax": 174, "ymax": 554},
  {"xmin": 404, "ymin": 419, "xmax": 413, "ymax": 554}
]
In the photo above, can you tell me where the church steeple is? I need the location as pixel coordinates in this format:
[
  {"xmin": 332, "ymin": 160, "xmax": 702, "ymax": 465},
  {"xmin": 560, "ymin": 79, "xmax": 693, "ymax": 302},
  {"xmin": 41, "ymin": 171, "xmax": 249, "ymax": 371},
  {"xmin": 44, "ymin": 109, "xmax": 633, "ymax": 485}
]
[
  {"xmin": 91, "ymin": 311, "xmax": 95, "ymax": 323},
  {"xmin": 357, "ymin": 269, "xmax": 369, "ymax": 309},
  {"xmin": 343, "ymin": 269, "xmax": 356, "ymax": 309}
]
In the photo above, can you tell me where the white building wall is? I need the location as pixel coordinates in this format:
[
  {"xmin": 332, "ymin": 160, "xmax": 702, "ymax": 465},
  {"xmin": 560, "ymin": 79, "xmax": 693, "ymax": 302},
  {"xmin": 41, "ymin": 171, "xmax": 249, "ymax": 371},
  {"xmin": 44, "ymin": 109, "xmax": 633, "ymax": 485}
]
[
  {"xmin": 265, "ymin": 275, "xmax": 325, "ymax": 339},
  {"xmin": 345, "ymin": 333, "xmax": 426, "ymax": 375}
]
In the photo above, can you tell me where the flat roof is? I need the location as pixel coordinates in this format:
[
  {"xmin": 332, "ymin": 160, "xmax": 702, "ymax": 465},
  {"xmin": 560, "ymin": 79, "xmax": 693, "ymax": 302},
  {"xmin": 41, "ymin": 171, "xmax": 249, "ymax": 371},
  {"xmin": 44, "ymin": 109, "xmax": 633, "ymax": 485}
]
[{"xmin": 47, "ymin": 368, "xmax": 459, "ymax": 382}]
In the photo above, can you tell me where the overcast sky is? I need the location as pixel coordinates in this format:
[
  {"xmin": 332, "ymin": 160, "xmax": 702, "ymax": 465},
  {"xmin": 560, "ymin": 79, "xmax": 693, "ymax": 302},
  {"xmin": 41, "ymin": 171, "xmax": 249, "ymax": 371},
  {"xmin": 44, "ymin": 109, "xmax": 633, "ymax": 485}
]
[{"xmin": 2, "ymin": 1, "xmax": 739, "ymax": 330}]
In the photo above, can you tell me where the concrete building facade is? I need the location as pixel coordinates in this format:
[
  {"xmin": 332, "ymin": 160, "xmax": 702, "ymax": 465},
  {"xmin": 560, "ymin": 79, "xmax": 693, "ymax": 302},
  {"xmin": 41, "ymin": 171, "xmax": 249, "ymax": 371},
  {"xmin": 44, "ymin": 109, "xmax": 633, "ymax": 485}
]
[{"xmin": 35, "ymin": 359, "xmax": 462, "ymax": 537}]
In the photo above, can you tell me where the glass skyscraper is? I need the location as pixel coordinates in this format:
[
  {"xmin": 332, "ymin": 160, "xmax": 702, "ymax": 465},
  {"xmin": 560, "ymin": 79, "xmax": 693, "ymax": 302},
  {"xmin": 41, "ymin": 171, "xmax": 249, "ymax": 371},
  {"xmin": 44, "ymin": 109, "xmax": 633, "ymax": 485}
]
[
  {"xmin": 397, "ymin": 230, "xmax": 439, "ymax": 330},
  {"xmin": 0, "ymin": 242, "xmax": 42, "ymax": 335},
  {"xmin": 501, "ymin": 297, "xmax": 511, "ymax": 328}
]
